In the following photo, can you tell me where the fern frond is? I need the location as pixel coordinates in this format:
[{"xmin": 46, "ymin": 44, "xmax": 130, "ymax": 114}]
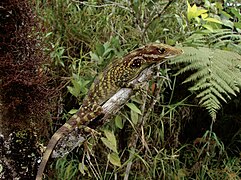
[
  {"xmin": 183, "ymin": 68, "xmax": 210, "ymax": 83},
  {"xmin": 170, "ymin": 46, "xmax": 241, "ymax": 120},
  {"xmin": 184, "ymin": 29, "xmax": 241, "ymax": 53}
]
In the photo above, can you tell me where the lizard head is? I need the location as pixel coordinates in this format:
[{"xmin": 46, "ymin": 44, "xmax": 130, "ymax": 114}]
[
  {"xmin": 113, "ymin": 43, "xmax": 183, "ymax": 87},
  {"xmin": 143, "ymin": 43, "xmax": 183, "ymax": 59},
  {"xmin": 127, "ymin": 43, "xmax": 183, "ymax": 69}
]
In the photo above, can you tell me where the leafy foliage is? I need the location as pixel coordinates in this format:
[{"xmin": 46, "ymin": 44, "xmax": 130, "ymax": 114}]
[
  {"xmin": 187, "ymin": 0, "xmax": 222, "ymax": 31},
  {"xmin": 171, "ymin": 46, "xmax": 241, "ymax": 119},
  {"xmin": 184, "ymin": 1, "xmax": 241, "ymax": 52}
]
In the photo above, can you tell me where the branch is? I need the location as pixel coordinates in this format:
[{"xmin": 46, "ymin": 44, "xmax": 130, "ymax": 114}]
[{"xmin": 52, "ymin": 63, "xmax": 161, "ymax": 158}]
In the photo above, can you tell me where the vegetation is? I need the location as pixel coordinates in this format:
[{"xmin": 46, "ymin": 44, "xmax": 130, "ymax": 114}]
[
  {"xmin": 37, "ymin": 0, "xmax": 241, "ymax": 179},
  {"xmin": 171, "ymin": 47, "xmax": 241, "ymax": 120},
  {"xmin": 2, "ymin": 0, "xmax": 241, "ymax": 179}
]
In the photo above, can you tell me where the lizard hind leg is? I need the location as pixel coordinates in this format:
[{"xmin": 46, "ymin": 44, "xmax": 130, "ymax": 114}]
[{"xmin": 77, "ymin": 103, "xmax": 104, "ymax": 126}]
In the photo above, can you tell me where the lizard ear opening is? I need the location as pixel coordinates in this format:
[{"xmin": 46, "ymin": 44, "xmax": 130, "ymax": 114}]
[
  {"xmin": 130, "ymin": 58, "xmax": 142, "ymax": 68},
  {"xmin": 158, "ymin": 47, "xmax": 166, "ymax": 54}
]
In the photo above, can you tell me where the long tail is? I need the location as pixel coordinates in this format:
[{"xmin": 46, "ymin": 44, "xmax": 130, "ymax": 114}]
[
  {"xmin": 36, "ymin": 121, "xmax": 75, "ymax": 180},
  {"xmin": 36, "ymin": 103, "xmax": 102, "ymax": 179}
]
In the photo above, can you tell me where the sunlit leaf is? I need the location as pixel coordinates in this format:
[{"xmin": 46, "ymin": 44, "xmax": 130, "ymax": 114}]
[
  {"xmin": 204, "ymin": 17, "xmax": 222, "ymax": 24},
  {"xmin": 187, "ymin": 1, "xmax": 207, "ymax": 21},
  {"xmin": 195, "ymin": 9, "xmax": 207, "ymax": 17},
  {"xmin": 68, "ymin": 109, "xmax": 78, "ymax": 114},
  {"xmin": 201, "ymin": 13, "xmax": 208, "ymax": 19}
]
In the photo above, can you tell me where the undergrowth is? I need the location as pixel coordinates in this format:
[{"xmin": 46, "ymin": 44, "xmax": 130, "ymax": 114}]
[{"xmin": 31, "ymin": 0, "xmax": 241, "ymax": 179}]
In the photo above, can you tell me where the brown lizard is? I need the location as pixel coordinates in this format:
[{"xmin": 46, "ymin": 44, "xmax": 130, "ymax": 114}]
[{"xmin": 36, "ymin": 43, "xmax": 183, "ymax": 180}]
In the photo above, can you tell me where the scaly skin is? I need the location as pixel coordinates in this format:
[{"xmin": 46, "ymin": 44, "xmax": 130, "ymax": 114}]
[{"xmin": 36, "ymin": 43, "xmax": 183, "ymax": 180}]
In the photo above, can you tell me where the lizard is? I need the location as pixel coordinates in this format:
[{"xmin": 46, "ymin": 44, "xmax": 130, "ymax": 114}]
[{"xmin": 36, "ymin": 43, "xmax": 183, "ymax": 180}]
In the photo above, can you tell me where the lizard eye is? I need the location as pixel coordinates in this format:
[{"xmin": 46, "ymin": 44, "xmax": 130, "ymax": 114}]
[
  {"xmin": 130, "ymin": 58, "xmax": 142, "ymax": 68},
  {"xmin": 158, "ymin": 48, "xmax": 166, "ymax": 54}
]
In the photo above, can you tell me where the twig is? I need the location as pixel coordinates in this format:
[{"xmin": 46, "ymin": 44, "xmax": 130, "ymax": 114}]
[
  {"xmin": 142, "ymin": 0, "xmax": 175, "ymax": 42},
  {"xmin": 123, "ymin": 133, "xmax": 139, "ymax": 180},
  {"xmin": 124, "ymin": 81, "xmax": 149, "ymax": 180},
  {"xmin": 124, "ymin": 64, "xmax": 165, "ymax": 180},
  {"xmin": 71, "ymin": 0, "xmax": 133, "ymax": 13}
]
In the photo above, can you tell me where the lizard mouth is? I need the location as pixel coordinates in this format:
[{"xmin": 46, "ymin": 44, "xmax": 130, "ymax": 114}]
[{"xmin": 164, "ymin": 48, "xmax": 183, "ymax": 59}]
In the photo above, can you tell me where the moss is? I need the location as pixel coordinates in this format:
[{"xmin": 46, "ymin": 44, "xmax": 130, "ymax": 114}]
[{"xmin": 0, "ymin": 0, "xmax": 55, "ymax": 135}]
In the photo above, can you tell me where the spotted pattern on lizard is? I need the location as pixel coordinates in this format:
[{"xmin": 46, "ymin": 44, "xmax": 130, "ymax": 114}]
[{"xmin": 36, "ymin": 43, "xmax": 183, "ymax": 180}]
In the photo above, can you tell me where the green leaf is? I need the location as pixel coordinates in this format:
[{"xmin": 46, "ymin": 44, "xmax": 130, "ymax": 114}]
[
  {"xmin": 67, "ymin": 76, "xmax": 90, "ymax": 98},
  {"xmin": 215, "ymin": 2, "xmax": 223, "ymax": 10},
  {"xmin": 90, "ymin": 51, "xmax": 99, "ymax": 61},
  {"xmin": 187, "ymin": 1, "xmax": 207, "ymax": 21},
  {"xmin": 220, "ymin": 10, "xmax": 232, "ymax": 19},
  {"xmin": 195, "ymin": 9, "xmax": 208, "ymax": 18},
  {"xmin": 234, "ymin": 22, "xmax": 241, "ymax": 29},
  {"xmin": 78, "ymin": 163, "xmax": 88, "ymax": 176},
  {"xmin": 222, "ymin": 19, "xmax": 234, "ymax": 28},
  {"xmin": 67, "ymin": 86, "xmax": 79, "ymax": 98},
  {"xmin": 101, "ymin": 129, "xmax": 118, "ymax": 153},
  {"xmin": 115, "ymin": 115, "xmax": 123, "ymax": 129},
  {"xmin": 204, "ymin": 17, "xmax": 222, "ymax": 24},
  {"xmin": 68, "ymin": 109, "xmax": 78, "ymax": 114},
  {"xmin": 103, "ymin": 48, "xmax": 114, "ymax": 57},
  {"xmin": 101, "ymin": 138, "xmax": 117, "ymax": 153},
  {"xmin": 201, "ymin": 13, "xmax": 208, "ymax": 19},
  {"xmin": 231, "ymin": 8, "xmax": 241, "ymax": 19},
  {"xmin": 104, "ymin": 130, "xmax": 116, "ymax": 144},
  {"xmin": 187, "ymin": 1, "xmax": 196, "ymax": 21},
  {"xmin": 202, "ymin": 24, "xmax": 214, "ymax": 32},
  {"xmin": 126, "ymin": 103, "xmax": 142, "ymax": 115},
  {"xmin": 108, "ymin": 152, "xmax": 121, "ymax": 167},
  {"xmin": 96, "ymin": 43, "xmax": 105, "ymax": 56},
  {"xmin": 131, "ymin": 110, "xmax": 139, "ymax": 125}
]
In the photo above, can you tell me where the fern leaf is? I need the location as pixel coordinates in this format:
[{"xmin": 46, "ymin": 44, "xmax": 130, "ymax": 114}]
[
  {"xmin": 184, "ymin": 29, "xmax": 241, "ymax": 52},
  {"xmin": 183, "ymin": 68, "xmax": 210, "ymax": 83},
  {"xmin": 212, "ymin": 73, "xmax": 237, "ymax": 95},
  {"xmin": 170, "ymin": 46, "xmax": 241, "ymax": 120}
]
